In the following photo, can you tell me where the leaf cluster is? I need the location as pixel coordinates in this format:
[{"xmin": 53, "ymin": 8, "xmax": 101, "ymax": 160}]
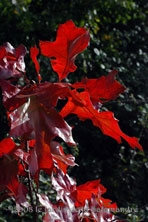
[{"xmin": 0, "ymin": 20, "xmax": 144, "ymax": 221}]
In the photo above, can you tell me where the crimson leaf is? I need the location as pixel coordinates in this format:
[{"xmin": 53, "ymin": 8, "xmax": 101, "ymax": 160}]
[
  {"xmin": 60, "ymin": 90, "xmax": 143, "ymax": 150},
  {"xmin": 72, "ymin": 70, "xmax": 126, "ymax": 105},
  {"xmin": 40, "ymin": 20, "xmax": 90, "ymax": 81}
]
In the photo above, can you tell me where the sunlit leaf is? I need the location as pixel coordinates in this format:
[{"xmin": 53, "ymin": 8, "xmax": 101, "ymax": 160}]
[
  {"xmin": 60, "ymin": 90, "xmax": 142, "ymax": 150},
  {"xmin": 72, "ymin": 70, "xmax": 126, "ymax": 105},
  {"xmin": 40, "ymin": 20, "xmax": 90, "ymax": 81}
]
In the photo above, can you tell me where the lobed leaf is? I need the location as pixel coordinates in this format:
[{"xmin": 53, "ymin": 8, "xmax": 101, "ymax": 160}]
[
  {"xmin": 72, "ymin": 70, "xmax": 126, "ymax": 105},
  {"xmin": 60, "ymin": 90, "xmax": 143, "ymax": 150},
  {"xmin": 40, "ymin": 20, "xmax": 90, "ymax": 81}
]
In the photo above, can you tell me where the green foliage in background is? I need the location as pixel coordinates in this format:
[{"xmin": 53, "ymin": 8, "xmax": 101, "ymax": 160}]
[{"xmin": 0, "ymin": 0, "xmax": 148, "ymax": 221}]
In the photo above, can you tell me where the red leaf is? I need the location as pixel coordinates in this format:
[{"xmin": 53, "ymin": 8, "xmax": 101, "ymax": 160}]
[
  {"xmin": 40, "ymin": 20, "xmax": 90, "ymax": 81},
  {"xmin": 99, "ymin": 197, "xmax": 117, "ymax": 209},
  {"xmin": 0, "ymin": 46, "xmax": 6, "ymax": 59},
  {"xmin": 30, "ymin": 45, "xmax": 41, "ymax": 82},
  {"xmin": 72, "ymin": 70, "xmax": 126, "ymax": 105},
  {"xmin": 0, "ymin": 138, "xmax": 16, "ymax": 157},
  {"xmin": 72, "ymin": 180, "xmax": 106, "ymax": 207},
  {"xmin": 60, "ymin": 90, "xmax": 143, "ymax": 150}
]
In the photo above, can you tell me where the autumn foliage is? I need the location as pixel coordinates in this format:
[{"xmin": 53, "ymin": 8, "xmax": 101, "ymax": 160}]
[{"xmin": 0, "ymin": 20, "xmax": 142, "ymax": 221}]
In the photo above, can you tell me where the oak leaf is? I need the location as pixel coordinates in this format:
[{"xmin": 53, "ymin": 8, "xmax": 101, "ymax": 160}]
[
  {"xmin": 40, "ymin": 20, "xmax": 90, "ymax": 81},
  {"xmin": 72, "ymin": 70, "xmax": 126, "ymax": 105},
  {"xmin": 60, "ymin": 90, "xmax": 142, "ymax": 150}
]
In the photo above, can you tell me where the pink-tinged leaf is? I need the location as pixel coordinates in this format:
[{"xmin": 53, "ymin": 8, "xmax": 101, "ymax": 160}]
[
  {"xmin": 60, "ymin": 90, "xmax": 143, "ymax": 150},
  {"xmin": 14, "ymin": 149, "xmax": 29, "ymax": 177},
  {"xmin": 14, "ymin": 44, "xmax": 27, "ymax": 73},
  {"xmin": 51, "ymin": 169, "xmax": 76, "ymax": 210},
  {"xmin": 38, "ymin": 194, "xmax": 62, "ymax": 222},
  {"xmin": 27, "ymin": 95, "xmax": 75, "ymax": 145},
  {"xmin": 9, "ymin": 90, "xmax": 75, "ymax": 174},
  {"xmin": 50, "ymin": 141, "xmax": 77, "ymax": 173},
  {"xmin": 6, "ymin": 82, "xmax": 73, "ymax": 143},
  {"xmin": 14, "ymin": 144, "xmax": 39, "ymax": 178},
  {"xmin": 0, "ymin": 42, "xmax": 27, "ymax": 79},
  {"xmin": 53, "ymin": 206, "xmax": 79, "ymax": 222},
  {"xmin": 32, "ymin": 97, "xmax": 75, "ymax": 166},
  {"xmin": 40, "ymin": 20, "xmax": 90, "ymax": 81},
  {"xmin": 30, "ymin": 45, "xmax": 41, "ymax": 82},
  {"xmin": 9, "ymin": 100, "xmax": 33, "ymax": 137},
  {"xmin": 87, "ymin": 195, "xmax": 117, "ymax": 222},
  {"xmin": 72, "ymin": 70, "xmax": 126, "ymax": 105},
  {"xmin": 11, "ymin": 100, "xmax": 54, "ymax": 174},
  {"xmin": 38, "ymin": 194, "xmax": 79, "ymax": 222},
  {"xmin": 14, "ymin": 148, "xmax": 30, "ymax": 163},
  {"xmin": 0, "ymin": 138, "xmax": 16, "ymax": 157}
]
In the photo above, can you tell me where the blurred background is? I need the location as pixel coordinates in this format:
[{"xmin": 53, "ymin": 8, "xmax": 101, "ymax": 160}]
[{"xmin": 0, "ymin": 0, "xmax": 148, "ymax": 221}]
